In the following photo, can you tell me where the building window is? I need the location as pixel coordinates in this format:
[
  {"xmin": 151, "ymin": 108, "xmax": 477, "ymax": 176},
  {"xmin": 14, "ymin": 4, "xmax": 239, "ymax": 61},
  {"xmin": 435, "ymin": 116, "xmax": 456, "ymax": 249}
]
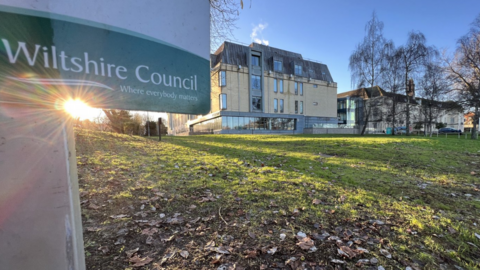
[
  {"xmin": 251, "ymin": 55, "xmax": 260, "ymax": 66},
  {"xmin": 274, "ymin": 98, "xmax": 278, "ymax": 112},
  {"xmin": 274, "ymin": 60, "xmax": 282, "ymax": 72},
  {"xmin": 300, "ymin": 101, "xmax": 303, "ymax": 114},
  {"xmin": 295, "ymin": 101, "xmax": 298, "ymax": 114},
  {"xmin": 219, "ymin": 71, "xmax": 226, "ymax": 86},
  {"xmin": 313, "ymin": 84, "xmax": 318, "ymax": 88},
  {"xmin": 252, "ymin": 96, "xmax": 262, "ymax": 111},
  {"xmin": 294, "ymin": 64, "xmax": 302, "ymax": 76},
  {"xmin": 219, "ymin": 94, "xmax": 227, "ymax": 110},
  {"xmin": 280, "ymin": 99, "xmax": 284, "ymax": 113},
  {"xmin": 299, "ymin": 82, "xmax": 303, "ymax": 96},
  {"xmin": 295, "ymin": 82, "xmax": 298, "ymax": 95},
  {"xmin": 274, "ymin": 79, "xmax": 277, "ymax": 93},
  {"xmin": 279, "ymin": 79, "xmax": 283, "ymax": 93},
  {"xmin": 251, "ymin": 75, "xmax": 261, "ymax": 90}
]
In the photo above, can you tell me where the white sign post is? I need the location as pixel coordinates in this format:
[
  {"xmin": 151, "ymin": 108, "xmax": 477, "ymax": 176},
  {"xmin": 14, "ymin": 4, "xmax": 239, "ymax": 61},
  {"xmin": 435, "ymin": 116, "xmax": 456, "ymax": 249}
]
[{"xmin": 0, "ymin": 1, "xmax": 210, "ymax": 269}]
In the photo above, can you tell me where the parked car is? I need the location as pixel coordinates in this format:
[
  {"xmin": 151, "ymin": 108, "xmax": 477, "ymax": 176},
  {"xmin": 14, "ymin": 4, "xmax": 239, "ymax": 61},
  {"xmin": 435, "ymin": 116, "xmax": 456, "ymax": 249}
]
[{"xmin": 438, "ymin": 128, "xmax": 462, "ymax": 135}]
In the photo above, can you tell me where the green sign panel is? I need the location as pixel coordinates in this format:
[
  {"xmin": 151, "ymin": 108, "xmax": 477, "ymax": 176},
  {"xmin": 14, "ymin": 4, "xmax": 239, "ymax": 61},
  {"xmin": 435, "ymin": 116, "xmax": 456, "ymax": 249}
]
[{"xmin": 0, "ymin": 6, "xmax": 210, "ymax": 114}]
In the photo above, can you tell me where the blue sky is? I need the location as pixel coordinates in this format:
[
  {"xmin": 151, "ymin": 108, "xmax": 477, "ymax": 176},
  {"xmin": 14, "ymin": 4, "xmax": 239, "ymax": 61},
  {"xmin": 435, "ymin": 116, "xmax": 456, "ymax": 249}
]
[{"xmin": 228, "ymin": 0, "xmax": 480, "ymax": 93}]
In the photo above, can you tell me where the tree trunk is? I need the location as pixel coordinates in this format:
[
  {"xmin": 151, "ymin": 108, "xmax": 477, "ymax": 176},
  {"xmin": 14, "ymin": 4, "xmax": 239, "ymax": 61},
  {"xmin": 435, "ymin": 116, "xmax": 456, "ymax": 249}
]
[
  {"xmin": 391, "ymin": 100, "xmax": 396, "ymax": 136},
  {"xmin": 360, "ymin": 106, "xmax": 371, "ymax": 136},
  {"xmin": 472, "ymin": 105, "xmax": 479, "ymax": 140},
  {"xmin": 405, "ymin": 73, "xmax": 410, "ymax": 136}
]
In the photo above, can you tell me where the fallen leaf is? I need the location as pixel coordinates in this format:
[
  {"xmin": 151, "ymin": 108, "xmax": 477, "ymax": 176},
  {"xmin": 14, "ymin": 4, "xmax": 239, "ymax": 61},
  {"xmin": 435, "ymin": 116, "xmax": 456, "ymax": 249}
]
[
  {"xmin": 204, "ymin": 240, "xmax": 216, "ymax": 251},
  {"xmin": 179, "ymin": 250, "xmax": 189, "ymax": 258},
  {"xmin": 356, "ymin": 259, "xmax": 370, "ymax": 266},
  {"xmin": 125, "ymin": 248, "xmax": 139, "ymax": 258},
  {"xmin": 129, "ymin": 255, "xmax": 153, "ymax": 267},
  {"xmin": 244, "ymin": 250, "xmax": 257, "ymax": 258},
  {"xmin": 159, "ymin": 251, "xmax": 176, "ymax": 265},
  {"xmin": 312, "ymin": 199, "xmax": 321, "ymax": 205},
  {"xmin": 110, "ymin": 214, "xmax": 128, "ymax": 219},
  {"xmin": 141, "ymin": 228, "xmax": 158, "ymax": 236},
  {"xmin": 331, "ymin": 259, "xmax": 346, "ymax": 264},
  {"xmin": 338, "ymin": 246, "xmax": 356, "ymax": 259},
  {"xmin": 356, "ymin": 247, "xmax": 370, "ymax": 254},
  {"xmin": 296, "ymin": 237, "xmax": 314, "ymax": 250},
  {"xmin": 146, "ymin": 236, "xmax": 153, "ymax": 245},
  {"xmin": 161, "ymin": 235, "xmax": 175, "ymax": 242},
  {"xmin": 471, "ymin": 171, "xmax": 476, "ymax": 175},
  {"xmin": 88, "ymin": 203, "xmax": 101, "ymax": 210},
  {"xmin": 98, "ymin": 246, "xmax": 109, "ymax": 254},
  {"xmin": 475, "ymin": 233, "xmax": 480, "ymax": 240},
  {"xmin": 211, "ymin": 254, "xmax": 222, "ymax": 264},
  {"xmin": 215, "ymin": 246, "xmax": 230, "ymax": 254},
  {"xmin": 248, "ymin": 231, "xmax": 256, "ymax": 239},
  {"xmin": 380, "ymin": 249, "xmax": 392, "ymax": 259},
  {"xmin": 448, "ymin": 227, "xmax": 457, "ymax": 234},
  {"xmin": 297, "ymin": 231, "xmax": 307, "ymax": 238},
  {"xmin": 267, "ymin": 247, "xmax": 278, "ymax": 255}
]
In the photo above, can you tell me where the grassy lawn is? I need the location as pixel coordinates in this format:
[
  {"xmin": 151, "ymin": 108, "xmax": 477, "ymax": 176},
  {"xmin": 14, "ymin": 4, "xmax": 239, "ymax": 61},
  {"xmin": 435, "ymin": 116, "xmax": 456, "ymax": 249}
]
[{"xmin": 75, "ymin": 129, "xmax": 480, "ymax": 270}]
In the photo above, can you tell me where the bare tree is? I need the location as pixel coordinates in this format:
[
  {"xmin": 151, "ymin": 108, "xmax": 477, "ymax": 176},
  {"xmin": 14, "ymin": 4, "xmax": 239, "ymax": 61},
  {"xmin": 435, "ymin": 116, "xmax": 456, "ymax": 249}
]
[
  {"xmin": 210, "ymin": 0, "xmax": 243, "ymax": 51},
  {"xmin": 349, "ymin": 12, "xmax": 392, "ymax": 135},
  {"xmin": 396, "ymin": 31, "xmax": 434, "ymax": 135},
  {"xmin": 418, "ymin": 59, "xmax": 448, "ymax": 136},
  {"xmin": 382, "ymin": 47, "xmax": 404, "ymax": 135},
  {"xmin": 445, "ymin": 14, "xmax": 480, "ymax": 139}
]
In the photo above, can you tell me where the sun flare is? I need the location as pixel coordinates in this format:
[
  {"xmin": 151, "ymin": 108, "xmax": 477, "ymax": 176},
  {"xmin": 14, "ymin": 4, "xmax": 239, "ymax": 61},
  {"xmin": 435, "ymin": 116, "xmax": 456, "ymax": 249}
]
[{"xmin": 63, "ymin": 99, "xmax": 101, "ymax": 120}]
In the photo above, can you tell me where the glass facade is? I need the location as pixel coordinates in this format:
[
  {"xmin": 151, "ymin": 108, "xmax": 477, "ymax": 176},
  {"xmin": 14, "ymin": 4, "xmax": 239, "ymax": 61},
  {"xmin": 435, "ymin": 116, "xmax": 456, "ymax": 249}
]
[{"xmin": 192, "ymin": 117, "xmax": 295, "ymax": 132}]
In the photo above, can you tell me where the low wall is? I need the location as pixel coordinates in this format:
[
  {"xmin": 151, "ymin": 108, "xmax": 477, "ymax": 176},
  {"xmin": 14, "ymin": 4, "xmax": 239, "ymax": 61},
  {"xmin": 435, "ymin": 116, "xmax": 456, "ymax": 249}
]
[{"xmin": 303, "ymin": 128, "xmax": 360, "ymax": 135}]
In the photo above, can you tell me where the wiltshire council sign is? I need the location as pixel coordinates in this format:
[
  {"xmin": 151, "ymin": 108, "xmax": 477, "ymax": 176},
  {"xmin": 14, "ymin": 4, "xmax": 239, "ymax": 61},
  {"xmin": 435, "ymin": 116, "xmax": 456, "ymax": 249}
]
[
  {"xmin": 0, "ymin": 1, "xmax": 210, "ymax": 270},
  {"xmin": 0, "ymin": 2, "xmax": 210, "ymax": 114}
]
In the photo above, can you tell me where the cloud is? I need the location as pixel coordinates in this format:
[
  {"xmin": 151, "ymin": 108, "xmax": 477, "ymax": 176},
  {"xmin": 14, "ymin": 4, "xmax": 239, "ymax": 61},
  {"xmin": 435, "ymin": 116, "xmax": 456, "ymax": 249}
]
[{"xmin": 250, "ymin": 23, "xmax": 269, "ymax": 46}]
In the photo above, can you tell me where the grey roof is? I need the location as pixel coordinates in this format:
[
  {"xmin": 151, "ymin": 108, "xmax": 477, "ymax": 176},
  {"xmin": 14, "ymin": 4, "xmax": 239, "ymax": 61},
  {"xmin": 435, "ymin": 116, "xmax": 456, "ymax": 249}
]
[{"xmin": 211, "ymin": 41, "xmax": 334, "ymax": 83}]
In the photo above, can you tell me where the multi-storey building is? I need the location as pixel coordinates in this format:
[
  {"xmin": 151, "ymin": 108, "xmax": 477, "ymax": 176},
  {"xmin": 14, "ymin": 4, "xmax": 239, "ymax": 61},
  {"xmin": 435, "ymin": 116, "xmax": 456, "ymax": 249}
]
[
  {"xmin": 168, "ymin": 41, "xmax": 337, "ymax": 135},
  {"xmin": 337, "ymin": 86, "xmax": 464, "ymax": 134}
]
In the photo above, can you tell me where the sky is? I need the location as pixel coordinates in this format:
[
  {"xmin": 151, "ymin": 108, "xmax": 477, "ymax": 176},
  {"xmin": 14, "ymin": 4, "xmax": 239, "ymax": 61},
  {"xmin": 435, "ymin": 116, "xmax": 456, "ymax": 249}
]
[{"xmin": 228, "ymin": 0, "xmax": 480, "ymax": 93}]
